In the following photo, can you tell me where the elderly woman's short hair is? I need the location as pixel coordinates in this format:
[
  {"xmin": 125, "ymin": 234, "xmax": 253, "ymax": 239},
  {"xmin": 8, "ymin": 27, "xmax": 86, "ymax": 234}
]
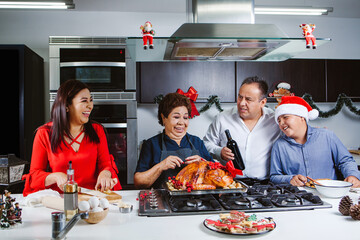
[{"xmin": 157, "ymin": 93, "xmax": 192, "ymax": 126}]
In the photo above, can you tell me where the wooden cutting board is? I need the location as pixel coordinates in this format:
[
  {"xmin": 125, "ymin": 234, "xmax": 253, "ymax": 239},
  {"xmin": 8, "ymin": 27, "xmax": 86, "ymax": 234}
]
[
  {"xmin": 78, "ymin": 192, "xmax": 122, "ymax": 203},
  {"xmin": 41, "ymin": 192, "xmax": 122, "ymax": 211}
]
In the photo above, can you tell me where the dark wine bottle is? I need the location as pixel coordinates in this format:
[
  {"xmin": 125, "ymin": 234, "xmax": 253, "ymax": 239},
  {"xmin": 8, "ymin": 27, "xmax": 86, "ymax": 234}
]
[{"xmin": 225, "ymin": 129, "xmax": 245, "ymax": 170}]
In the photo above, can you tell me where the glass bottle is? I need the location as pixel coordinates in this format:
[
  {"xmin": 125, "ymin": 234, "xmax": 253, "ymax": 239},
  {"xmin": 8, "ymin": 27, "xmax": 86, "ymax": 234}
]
[
  {"xmin": 225, "ymin": 129, "xmax": 245, "ymax": 170},
  {"xmin": 64, "ymin": 161, "xmax": 78, "ymax": 221}
]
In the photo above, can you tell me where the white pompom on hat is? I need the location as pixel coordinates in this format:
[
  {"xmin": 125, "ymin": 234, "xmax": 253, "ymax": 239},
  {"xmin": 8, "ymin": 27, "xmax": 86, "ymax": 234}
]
[{"xmin": 275, "ymin": 96, "xmax": 319, "ymax": 124}]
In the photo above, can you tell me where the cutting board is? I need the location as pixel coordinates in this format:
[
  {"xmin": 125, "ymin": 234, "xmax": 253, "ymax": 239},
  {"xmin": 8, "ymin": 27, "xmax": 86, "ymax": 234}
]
[
  {"xmin": 41, "ymin": 192, "xmax": 122, "ymax": 211},
  {"xmin": 78, "ymin": 192, "xmax": 122, "ymax": 203}
]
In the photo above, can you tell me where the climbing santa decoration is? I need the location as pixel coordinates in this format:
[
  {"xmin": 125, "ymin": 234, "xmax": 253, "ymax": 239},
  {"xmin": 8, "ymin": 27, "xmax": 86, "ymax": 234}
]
[
  {"xmin": 299, "ymin": 23, "xmax": 317, "ymax": 49},
  {"xmin": 140, "ymin": 21, "xmax": 155, "ymax": 50}
]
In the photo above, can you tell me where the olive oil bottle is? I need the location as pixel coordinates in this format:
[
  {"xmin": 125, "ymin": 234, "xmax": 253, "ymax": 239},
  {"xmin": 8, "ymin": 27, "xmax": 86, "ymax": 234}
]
[{"xmin": 64, "ymin": 161, "xmax": 78, "ymax": 221}]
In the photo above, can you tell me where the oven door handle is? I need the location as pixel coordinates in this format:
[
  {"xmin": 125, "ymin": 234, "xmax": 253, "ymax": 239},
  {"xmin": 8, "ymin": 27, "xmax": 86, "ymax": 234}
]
[
  {"xmin": 60, "ymin": 62, "xmax": 126, "ymax": 67},
  {"xmin": 102, "ymin": 123, "xmax": 127, "ymax": 128}
]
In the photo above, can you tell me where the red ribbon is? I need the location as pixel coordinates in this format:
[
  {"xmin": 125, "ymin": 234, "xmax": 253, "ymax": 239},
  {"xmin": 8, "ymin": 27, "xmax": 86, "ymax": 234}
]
[
  {"xmin": 176, "ymin": 86, "xmax": 200, "ymax": 118},
  {"xmin": 225, "ymin": 160, "xmax": 243, "ymax": 178},
  {"xmin": 208, "ymin": 161, "xmax": 243, "ymax": 178}
]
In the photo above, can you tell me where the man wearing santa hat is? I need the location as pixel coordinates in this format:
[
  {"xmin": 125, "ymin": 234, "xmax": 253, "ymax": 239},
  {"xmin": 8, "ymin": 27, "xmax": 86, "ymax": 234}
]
[{"xmin": 270, "ymin": 96, "xmax": 360, "ymax": 187}]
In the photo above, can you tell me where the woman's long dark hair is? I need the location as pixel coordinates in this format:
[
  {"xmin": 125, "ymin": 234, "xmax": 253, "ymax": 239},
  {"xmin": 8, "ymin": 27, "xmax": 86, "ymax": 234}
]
[{"xmin": 49, "ymin": 79, "xmax": 100, "ymax": 153}]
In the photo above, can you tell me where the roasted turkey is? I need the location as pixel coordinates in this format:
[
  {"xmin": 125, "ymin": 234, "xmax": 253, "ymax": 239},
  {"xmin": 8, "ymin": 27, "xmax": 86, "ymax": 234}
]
[{"xmin": 175, "ymin": 161, "xmax": 234, "ymax": 190}]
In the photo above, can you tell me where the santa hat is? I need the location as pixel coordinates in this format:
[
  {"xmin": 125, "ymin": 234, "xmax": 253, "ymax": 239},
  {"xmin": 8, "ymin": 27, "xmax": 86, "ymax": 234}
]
[{"xmin": 275, "ymin": 96, "xmax": 319, "ymax": 124}]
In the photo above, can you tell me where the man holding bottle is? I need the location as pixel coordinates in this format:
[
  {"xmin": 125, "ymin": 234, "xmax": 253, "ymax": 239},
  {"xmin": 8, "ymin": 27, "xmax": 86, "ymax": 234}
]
[{"xmin": 203, "ymin": 76, "xmax": 281, "ymax": 180}]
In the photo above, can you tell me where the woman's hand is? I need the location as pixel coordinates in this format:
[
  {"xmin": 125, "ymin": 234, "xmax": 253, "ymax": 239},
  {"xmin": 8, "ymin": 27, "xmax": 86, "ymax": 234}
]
[
  {"xmin": 290, "ymin": 174, "xmax": 307, "ymax": 186},
  {"xmin": 161, "ymin": 155, "xmax": 183, "ymax": 170},
  {"xmin": 344, "ymin": 176, "xmax": 360, "ymax": 188},
  {"xmin": 221, "ymin": 147, "xmax": 234, "ymax": 162},
  {"xmin": 184, "ymin": 155, "xmax": 205, "ymax": 165},
  {"xmin": 95, "ymin": 170, "xmax": 118, "ymax": 192},
  {"xmin": 45, "ymin": 172, "xmax": 68, "ymax": 190}
]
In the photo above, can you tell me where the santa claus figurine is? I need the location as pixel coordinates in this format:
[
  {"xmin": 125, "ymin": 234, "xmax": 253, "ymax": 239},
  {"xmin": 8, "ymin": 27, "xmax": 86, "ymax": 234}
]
[
  {"xmin": 140, "ymin": 21, "xmax": 155, "ymax": 50},
  {"xmin": 299, "ymin": 24, "xmax": 316, "ymax": 49}
]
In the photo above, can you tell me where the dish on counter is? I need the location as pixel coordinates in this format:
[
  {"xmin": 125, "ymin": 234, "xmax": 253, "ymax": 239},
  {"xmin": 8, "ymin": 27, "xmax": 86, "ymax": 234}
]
[
  {"xmin": 203, "ymin": 211, "xmax": 276, "ymax": 235},
  {"xmin": 314, "ymin": 179, "xmax": 352, "ymax": 198}
]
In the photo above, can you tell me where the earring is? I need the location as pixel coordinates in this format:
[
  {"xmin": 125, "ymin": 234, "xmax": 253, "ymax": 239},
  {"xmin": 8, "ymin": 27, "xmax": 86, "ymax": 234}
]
[{"xmin": 66, "ymin": 107, "xmax": 69, "ymax": 112}]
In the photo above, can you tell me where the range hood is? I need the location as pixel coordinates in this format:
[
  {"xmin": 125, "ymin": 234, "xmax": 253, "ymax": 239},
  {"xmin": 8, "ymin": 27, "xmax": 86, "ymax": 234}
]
[{"xmin": 126, "ymin": 0, "xmax": 330, "ymax": 62}]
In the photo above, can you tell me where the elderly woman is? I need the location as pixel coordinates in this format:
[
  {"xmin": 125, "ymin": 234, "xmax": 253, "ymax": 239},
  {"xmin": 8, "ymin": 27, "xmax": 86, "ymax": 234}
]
[
  {"xmin": 134, "ymin": 93, "xmax": 213, "ymax": 189},
  {"xmin": 23, "ymin": 79, "xmax": 121, "ymax": 196}
]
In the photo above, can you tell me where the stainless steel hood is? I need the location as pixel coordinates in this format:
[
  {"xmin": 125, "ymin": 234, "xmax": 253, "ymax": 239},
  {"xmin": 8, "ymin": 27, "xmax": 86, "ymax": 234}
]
[{"xmin": 126, "ymin": 0, "xmax": 331, "ymax": 62}]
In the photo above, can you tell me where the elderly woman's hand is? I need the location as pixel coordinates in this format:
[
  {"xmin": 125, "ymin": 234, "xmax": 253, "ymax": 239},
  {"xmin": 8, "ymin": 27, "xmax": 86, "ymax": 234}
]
[
  {"xmin": 95, "ymin": 170, "xmax": 118, "ymax": 192},
  {"xmin": 184, "ymin": 155, "xmax": 205, "ymax": 165},
  {"xmin": 161, "ymin": 155, "xmax": 183, "ymax": 170}
]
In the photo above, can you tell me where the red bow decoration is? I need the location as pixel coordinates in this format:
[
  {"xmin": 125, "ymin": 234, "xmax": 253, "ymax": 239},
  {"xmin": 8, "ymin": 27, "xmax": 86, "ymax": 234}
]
[
  {"xmin": 176, "ymin": 86, "xmax": 200, "ymax": 118},
  {"xmin": 208, "ymin": 161, "xmax": 243, "ymax": 178},
  {"xmin": 225, "ymin": 160, "xmax": 243, "ymax": 178}
]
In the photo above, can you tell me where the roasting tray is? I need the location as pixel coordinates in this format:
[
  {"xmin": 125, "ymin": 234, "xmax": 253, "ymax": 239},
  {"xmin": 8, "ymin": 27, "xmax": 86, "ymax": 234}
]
[{"xmin": 162, "ymin": 180, "xmax": 248, "ymax": 196}]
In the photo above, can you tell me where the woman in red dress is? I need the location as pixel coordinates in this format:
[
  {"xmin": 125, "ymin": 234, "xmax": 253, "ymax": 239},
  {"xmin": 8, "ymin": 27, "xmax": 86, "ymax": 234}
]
[{"xmin": 23, "ymin": 79, "xmax": 121, "ymax": 196}]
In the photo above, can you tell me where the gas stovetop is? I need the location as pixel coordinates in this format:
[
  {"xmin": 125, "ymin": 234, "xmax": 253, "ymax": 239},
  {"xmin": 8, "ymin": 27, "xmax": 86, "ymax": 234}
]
[{"xmin": 138, "ymin": 180, "xmax": 332, "ymax": 217}]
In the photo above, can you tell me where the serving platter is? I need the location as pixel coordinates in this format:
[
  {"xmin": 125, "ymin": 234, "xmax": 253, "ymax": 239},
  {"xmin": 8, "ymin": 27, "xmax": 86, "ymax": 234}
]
[
  {"xmin": 203, "ymin": 214, "xmax": 276, "ymax": 235},
  {"xmin": 162, "ymin": 180, "xmax": 248, "ymax": 196}
]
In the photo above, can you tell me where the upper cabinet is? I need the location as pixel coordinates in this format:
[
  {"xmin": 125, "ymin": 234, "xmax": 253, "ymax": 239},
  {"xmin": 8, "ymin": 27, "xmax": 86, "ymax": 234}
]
[
  {"xmin": 236, "ymin": 59, "xmax": 327, "ymax": 102},
  {"xmin": 137, "ymin": 59, "xmax": 359, "ymax": 104},
  {"xmin": 138, "ymin": 62, "xmax": 236, "ymax": 103},
  {"xmin": 327, "ymin": 60, "xmax": 360, "ymax": 102}
]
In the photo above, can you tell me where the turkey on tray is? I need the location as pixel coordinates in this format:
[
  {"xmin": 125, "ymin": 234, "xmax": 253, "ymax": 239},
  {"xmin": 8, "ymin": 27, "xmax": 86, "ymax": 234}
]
[{"xmin": 164, "ymin": 161, "xmax": 247, "ymax": 195}]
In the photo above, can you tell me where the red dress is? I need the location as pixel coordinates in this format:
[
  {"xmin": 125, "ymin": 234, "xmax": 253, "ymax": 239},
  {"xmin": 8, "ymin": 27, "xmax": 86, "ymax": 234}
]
[{"xmin": 23, "ymin": 122, "xmax": 121, "ymax": 196}]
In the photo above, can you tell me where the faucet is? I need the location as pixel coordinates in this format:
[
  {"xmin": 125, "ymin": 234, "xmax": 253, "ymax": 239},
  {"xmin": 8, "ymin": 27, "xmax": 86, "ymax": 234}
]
[{"xmin": 51, "ymin": 211, "xmax": 89, "ymax": 240}]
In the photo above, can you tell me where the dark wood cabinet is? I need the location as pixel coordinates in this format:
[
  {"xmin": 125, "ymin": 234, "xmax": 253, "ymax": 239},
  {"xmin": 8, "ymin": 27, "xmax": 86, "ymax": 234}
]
[
  {"xmin": 137, "ymin": 59, "xmax": 359, "ymax": 104},
  {"xmin": 236, "ymin": 59, "xmax": 327, "ymax": 102},
  {"xmin": 327, "ymin": 60, "xmax": 360, "ymax": 102},
  {"xmin": 138, "ymin": 62, "xmax": 236, "ymax": 103},
  {"xmin": 0, "ymin": 45, "xmax": 44, "ymax": 163}
]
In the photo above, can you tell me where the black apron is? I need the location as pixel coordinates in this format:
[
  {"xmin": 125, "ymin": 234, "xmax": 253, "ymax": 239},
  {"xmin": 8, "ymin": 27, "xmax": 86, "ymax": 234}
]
[{"xmin": 152, "ymin": 133, "xmax": 200, "ymax": 189}]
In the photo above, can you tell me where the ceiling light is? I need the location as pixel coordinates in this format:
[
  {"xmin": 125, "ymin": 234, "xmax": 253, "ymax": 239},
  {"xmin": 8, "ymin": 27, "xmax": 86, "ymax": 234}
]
[
  {"xmin": 255, "ymin": 6, "xmax": 333, "ymax": 16},
  {"xmin": 0, "ymin": 0, "xmax": 74, "ymax": 9}
]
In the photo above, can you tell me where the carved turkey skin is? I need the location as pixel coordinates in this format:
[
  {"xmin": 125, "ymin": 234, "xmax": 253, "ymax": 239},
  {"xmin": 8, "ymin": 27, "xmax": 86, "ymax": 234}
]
[{"xmin": 175, "ymin": 161, "xmax": 234, "ymax": 190}]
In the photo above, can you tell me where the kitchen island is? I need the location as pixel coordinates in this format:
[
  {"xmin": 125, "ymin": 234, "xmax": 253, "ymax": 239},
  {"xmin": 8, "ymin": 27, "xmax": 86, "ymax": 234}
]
[{"xmin": 2, "ymin": 190, "xmax": 359, "ymax": 240}]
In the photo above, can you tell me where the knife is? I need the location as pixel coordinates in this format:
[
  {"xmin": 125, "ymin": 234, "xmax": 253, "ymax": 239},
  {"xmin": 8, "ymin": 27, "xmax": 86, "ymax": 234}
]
[{"xmin": 79, "ymin": 187, "xmax": 107, "ymax": 198}]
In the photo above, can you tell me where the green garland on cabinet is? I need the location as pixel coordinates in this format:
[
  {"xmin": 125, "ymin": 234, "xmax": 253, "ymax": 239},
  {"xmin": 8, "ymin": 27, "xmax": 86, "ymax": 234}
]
[
  {"xmin": 303, "ymin": 93, "xmax": 360, "ymax": 118},
  {"xmin": 154, "ymin": 95, "xmax": 224, "ymax": 115},
  {"xmin": 154, "ymin": 93, "xmax": 360, "ymax": 118}
]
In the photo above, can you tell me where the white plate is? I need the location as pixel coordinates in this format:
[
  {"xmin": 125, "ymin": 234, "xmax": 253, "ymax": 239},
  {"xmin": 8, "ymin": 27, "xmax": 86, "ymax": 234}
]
[{"xmin": 203, "ymin": 214, "xmax": 276, "ymax": 235}]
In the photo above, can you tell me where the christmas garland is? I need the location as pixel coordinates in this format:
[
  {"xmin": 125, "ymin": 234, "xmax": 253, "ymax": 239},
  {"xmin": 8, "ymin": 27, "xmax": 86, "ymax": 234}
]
[
  {"xmin": 154, "ymin": 95, "xmax": 224, "ymax": 116},
  {"xmin": 303, "ymin": 93, "xmax": 360, "ymax": 118},
  {"xmin": 154, "ymin": 93, "xmax": 360, "ymax": 119}
]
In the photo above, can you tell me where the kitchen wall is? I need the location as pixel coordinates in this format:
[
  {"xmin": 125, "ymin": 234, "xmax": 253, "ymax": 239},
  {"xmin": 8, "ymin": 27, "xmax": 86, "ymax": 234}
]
[{"xmin": 0, "ymin": 0, "xmax": 359, "ymax": 150}]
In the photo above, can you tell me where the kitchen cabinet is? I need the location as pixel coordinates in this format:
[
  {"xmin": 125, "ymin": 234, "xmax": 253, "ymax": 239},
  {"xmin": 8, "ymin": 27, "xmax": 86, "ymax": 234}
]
[
  {"xmin": 236, "ymin": 59, "xmax": 327, "ymax": 102},
  {"xmin": 327, "ymin": 60, "xmax": 360, "ymax": 102},
  {"xmin": 0, "ymin": 45, "xmax": 44, "ymax": 164},
  {"xmin": 137, "ymin": 62, "xmax": 236, "ymax": 103}
]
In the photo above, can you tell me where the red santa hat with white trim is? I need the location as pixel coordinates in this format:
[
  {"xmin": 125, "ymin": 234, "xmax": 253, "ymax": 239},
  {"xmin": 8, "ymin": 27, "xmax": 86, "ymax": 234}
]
[{"xmin": 275, "ymin": 96, "xmax": 319, "ymax": 124}]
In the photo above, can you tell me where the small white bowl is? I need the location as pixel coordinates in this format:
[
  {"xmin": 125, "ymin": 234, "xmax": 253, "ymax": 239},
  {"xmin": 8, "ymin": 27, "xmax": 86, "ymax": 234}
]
[{"xmin": 314, "ymin": 179, "xmax": 352, "ymax": 198}]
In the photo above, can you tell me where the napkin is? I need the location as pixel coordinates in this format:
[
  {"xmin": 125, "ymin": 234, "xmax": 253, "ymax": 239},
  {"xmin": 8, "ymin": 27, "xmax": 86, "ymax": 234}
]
[{"xmin": 22, "ymin": 189, "xmax": 61, "ymax": 207}]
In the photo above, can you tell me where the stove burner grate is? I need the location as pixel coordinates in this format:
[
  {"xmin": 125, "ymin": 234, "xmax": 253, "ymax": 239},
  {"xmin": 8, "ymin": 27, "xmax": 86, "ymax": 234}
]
[{"xmin": 168, "ymin": 195, "xmax": 222, "ymax": 212}]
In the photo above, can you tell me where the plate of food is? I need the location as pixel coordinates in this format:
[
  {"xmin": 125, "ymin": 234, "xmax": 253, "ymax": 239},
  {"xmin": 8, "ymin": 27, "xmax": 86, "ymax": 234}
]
[{"xmin": 203, "ymin": 211, "xmax": 276, "ymax": 235}]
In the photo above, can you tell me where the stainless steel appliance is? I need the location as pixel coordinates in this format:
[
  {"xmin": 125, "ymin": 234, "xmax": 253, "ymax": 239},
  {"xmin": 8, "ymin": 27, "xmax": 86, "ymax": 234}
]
[
  {"xmin": 90, "ymin": 99, "xmax": 137, "ymax": 186},
  {"xmin": 138, "ymin": 179, "xmax": 332, "ymax": 217},
  {"xmin": 49, "ymin": 36, "xmax": 135, "ymax": 92},
  {"xmin": 49, "ymin": 37, "xmax": 138, "ymax": 186}
]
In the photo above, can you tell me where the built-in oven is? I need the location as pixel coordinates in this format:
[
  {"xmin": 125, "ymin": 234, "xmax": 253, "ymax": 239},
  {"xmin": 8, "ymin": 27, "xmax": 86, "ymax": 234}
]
[
  {"xmin": 90, "ymin": 99, "xmax": 137, "ymax": 187},
  {"xmin": 49, "ymin": 36, "xmax": 136, "ymax": 92}
]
